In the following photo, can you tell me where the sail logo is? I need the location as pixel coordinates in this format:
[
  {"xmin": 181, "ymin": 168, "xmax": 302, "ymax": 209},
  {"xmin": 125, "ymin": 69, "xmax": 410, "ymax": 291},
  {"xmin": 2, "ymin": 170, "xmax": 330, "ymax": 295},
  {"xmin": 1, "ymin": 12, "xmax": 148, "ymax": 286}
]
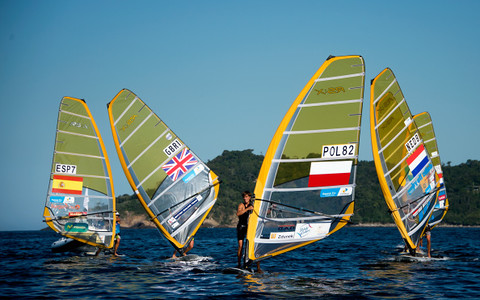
[
  {"xmin": 405, "ymin": 133, "xmax": 421, "ymax": 153},
  {"xmin": 269, "ymin": 232, "xmax": 295, "ymax": 240},
  {"xmin": 69, "ymin": 121, "xmax": 88, "ymax": 129},
  {"xmin": 174, "ymin": 196, "xmax": 201, "ymax": 220},
  {"xmin": 314, "ymin": 86, "xmax": 345, "ymax": 95},
  {"xmin": 183, "ymin": 164, "xmax": 205, "ymax": 183},
  {"xmin": 55, "ymin": 163, "xmax": 77, "ymax": 174},
  {"xmin": 163, "ymin": 139, "xmax": 183, "ymax": 156},
  {"xmin": 320, "ymin": 187, "xmax": 352, "ymax": 198},
  {"xmin": 322, "ymin": 144, "xmax": 356, "ymax": 159},
  {"xmin": 295, "ymin": 223, "xmax": 330, "ymax": 238},
  {"xmin": 64, "ymin": 223, "xmax": 88, "ymax": 233},
  {"xmin": 50, "ymin": 196, "xmax": 65, "ymax": 203},
  {"xmin": 120, "ymin": 114, "xmax": 137, "ymax": 132}
]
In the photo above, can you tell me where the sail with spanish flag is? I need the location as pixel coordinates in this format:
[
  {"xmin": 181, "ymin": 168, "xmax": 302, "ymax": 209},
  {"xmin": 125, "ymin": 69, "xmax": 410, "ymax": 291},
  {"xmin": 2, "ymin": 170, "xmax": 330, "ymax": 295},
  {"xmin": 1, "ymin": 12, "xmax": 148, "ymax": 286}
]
[
  {"xmin": 43, "ymin": 97, "xmax": 116, "ymax": 251},
  {"xmin": 107, "ymin": 89, "xmax": 220, "ymax": 254},
  {"xmin": 413, "ymin": 112, "xmax": 449, "ymax": 228},
  {"xmin": 245, "ymin": 55, "xmax": 365, "ymax": 265},
  {"xmin": 370, "ymin": 68, "xmax": 440, "ymax": 254}
]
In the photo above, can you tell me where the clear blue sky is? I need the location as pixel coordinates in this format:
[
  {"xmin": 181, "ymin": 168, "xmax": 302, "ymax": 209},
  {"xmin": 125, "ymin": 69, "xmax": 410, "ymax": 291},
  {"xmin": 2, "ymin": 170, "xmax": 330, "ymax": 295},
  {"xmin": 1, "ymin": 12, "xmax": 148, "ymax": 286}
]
[{"xmin": 1, "ymin": 0, "xmax": 479, "ymax": 230}]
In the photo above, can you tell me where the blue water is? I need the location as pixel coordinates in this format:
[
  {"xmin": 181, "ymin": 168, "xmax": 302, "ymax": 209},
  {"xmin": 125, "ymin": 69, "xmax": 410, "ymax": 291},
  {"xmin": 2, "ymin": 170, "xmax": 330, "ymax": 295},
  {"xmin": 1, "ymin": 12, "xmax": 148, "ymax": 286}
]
[{"xmin": 0, "ymin": 227, "xmax": 479, "ymax": 299}]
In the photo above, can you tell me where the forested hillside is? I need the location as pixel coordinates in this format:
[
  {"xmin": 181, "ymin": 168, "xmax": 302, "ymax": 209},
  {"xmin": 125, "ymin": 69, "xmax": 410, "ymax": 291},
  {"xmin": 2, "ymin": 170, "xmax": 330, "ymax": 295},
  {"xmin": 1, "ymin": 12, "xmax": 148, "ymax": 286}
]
[{"xmin": 116, "ymin": 150, "xmax": 480, "ymax": 226}]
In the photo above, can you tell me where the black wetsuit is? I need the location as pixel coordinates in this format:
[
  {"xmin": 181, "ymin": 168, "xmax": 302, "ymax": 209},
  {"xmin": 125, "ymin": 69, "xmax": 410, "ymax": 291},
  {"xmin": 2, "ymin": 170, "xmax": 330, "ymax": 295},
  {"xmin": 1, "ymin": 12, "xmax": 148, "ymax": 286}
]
[{"xmin": 237, "ymin": 203, "xmax": 249, "ymax": 240}]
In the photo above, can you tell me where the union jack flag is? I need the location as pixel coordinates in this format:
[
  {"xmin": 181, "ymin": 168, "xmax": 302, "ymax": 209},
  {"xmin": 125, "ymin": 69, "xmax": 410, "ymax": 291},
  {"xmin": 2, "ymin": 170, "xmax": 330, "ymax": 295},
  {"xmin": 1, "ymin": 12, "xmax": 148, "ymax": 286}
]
[{"xmin": 162, "ymin": 148, "xmax": 198, "ymax": 181}]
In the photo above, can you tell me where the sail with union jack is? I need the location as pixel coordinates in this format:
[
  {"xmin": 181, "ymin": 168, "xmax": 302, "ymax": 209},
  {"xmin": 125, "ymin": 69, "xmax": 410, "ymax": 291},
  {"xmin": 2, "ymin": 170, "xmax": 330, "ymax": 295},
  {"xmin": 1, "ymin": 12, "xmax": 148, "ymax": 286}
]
[{"xmin": 108, "ymin": 89, "xmax": 220, "ymax": 254}]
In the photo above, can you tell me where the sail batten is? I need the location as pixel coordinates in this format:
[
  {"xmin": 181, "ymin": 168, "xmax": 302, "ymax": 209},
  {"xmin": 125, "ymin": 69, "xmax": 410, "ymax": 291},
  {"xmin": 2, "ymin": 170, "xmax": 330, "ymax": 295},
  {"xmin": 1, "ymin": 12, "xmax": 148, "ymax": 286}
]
[
  {"xmin": 108, "ymin": 89, "xmax": 220, "ymax": 251},
  {"xmin": 245, "ymin": 55, "xmax": 365, "ymax": 264},
  {"xmin": 314, "ymin": 72, "xmax": 365, "ymax": 82}
]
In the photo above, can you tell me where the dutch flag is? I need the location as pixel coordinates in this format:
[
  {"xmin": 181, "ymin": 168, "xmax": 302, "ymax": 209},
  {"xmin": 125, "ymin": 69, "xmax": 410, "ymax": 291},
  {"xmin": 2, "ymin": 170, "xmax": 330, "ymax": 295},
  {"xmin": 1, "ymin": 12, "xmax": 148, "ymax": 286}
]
[{"xmin": 407, "ymin": 144, "xmax": 429, "ymax": 177}]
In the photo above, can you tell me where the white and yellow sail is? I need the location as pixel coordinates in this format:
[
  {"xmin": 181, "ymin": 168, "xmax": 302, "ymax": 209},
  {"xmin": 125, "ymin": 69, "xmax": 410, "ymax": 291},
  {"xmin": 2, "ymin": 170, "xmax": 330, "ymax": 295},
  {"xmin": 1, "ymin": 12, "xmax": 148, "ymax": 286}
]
[
  {"xmin": 246, "ymin": 55, "xmax": 365, "ymax": 263},
  {"xmin": 44, "ymin": 97, "xmax": 116, "ymax": 249},
  {"xmin": 107, "ymin": 89, "xmax": 220, "ymax": 252},
  {"xmin": 370, "ymin": 68, "xmax": 440, "ymax": 253}
]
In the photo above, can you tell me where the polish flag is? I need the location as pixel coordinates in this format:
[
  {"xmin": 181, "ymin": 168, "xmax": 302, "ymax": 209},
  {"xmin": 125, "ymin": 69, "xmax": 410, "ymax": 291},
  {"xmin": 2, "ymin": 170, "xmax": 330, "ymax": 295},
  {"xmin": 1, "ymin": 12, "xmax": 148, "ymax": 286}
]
[{"xmin": 308, "ymin": 161, "xmax": 352, "ymax": 187}]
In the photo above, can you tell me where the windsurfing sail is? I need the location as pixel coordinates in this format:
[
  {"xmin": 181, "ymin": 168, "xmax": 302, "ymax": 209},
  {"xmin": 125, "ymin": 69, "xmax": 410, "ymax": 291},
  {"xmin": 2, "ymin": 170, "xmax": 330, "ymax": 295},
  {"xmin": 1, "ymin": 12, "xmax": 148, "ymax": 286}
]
[
  {"xmin": 107, "ymin": 89, "xmax": 220, "ymax": 253},
  {"xmin": 43, "ymin": 97, "xmax": 116, "ymax": 249},
  {"xmin": 413, "ymin": 112, "xmax": 448, "ymax": 227},
  {"xmin": 370, "ymin": 68, "xmax": 440, "ymax": 253},
  {"xmin": 245, "ymin": 55, "xmax": 365, "ymax": 264}
]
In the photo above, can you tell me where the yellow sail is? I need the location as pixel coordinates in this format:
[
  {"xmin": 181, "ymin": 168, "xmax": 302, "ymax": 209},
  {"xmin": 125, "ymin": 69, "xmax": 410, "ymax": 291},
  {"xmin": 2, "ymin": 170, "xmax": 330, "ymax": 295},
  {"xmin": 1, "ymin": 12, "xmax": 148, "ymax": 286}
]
[
  {"xmin": 246, "ymin": 55, "xmax": 365, "ymax": 264},
  {"xmin": 44, "ymin": 97, "xmax": 116, "ymax": 249},
  {"xmin": 370, "ymin": 69, "xmax": 440, "ymax": 253},
  {"xmin": 107, "ymin": 89, "xmax": 220, "ymax": 252}
]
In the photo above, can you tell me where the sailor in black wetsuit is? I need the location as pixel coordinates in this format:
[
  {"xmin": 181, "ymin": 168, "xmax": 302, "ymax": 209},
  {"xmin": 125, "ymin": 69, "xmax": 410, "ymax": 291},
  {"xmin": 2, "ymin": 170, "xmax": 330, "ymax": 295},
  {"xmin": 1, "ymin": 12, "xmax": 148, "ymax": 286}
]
[{"xmin": 236, "ymin": 191, "xmax": 262, "ymax": 272}]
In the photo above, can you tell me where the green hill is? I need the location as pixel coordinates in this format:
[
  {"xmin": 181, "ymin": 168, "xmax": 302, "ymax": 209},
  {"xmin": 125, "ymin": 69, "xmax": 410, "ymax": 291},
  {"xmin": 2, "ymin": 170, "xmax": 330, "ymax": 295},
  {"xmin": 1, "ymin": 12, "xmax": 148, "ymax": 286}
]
[{"xmin": 116, "ymin": 150, "xmax": 480, "ymax": 226}]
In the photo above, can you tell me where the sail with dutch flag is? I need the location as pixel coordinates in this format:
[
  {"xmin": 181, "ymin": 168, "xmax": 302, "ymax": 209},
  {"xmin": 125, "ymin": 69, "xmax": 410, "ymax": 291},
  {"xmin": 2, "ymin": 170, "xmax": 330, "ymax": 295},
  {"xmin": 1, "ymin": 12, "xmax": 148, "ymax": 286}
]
[
  {"xmin": 370, "ymin": 68, "xmax": 440, "ymax": 254},
  {"xmin": 244, "ymin": 55, "xmax": 365, "ymax": 265},
  {"xmin": 413, "ymin": 112, "xmax": 449, "ymax": 228}
]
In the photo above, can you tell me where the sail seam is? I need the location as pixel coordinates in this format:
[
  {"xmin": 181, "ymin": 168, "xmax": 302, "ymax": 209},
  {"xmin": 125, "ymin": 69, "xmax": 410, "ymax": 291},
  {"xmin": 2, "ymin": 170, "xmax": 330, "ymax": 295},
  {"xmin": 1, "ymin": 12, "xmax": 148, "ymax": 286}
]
[
  {"xmin": 315, "ymin": 72, "xmax": 365, "ymax": 82},
  {"xmin": 54, "ymin": 150, "xmax": 104, "ymax": 160},
  {"xmin": 57, "ymin": 130, "xmax": 98, "ymax": 139},
  {"xmin": 284, "ymin": 127, "xmax": 360, "ymax": 135},
  {"xmin": 60, "ymin": 110, "xmax": 90, "ymax": 120},
  {"xmin": 113, "ymin": 96, "xmax": 138, "ymax": 126},
  {"xmin": 265, "ymin": 184, "xmax": 355, "ymax": 192},
  {"xmin": 51, "ymin": 172, "xmax": 109, "ymax": 179},
  {"xmin": 272, "ymin": 156, "xmax": 358, "ymax": 163},
  {"xmin": 298, "ymin": 99, "xmax": 362, "ymax": 107}
]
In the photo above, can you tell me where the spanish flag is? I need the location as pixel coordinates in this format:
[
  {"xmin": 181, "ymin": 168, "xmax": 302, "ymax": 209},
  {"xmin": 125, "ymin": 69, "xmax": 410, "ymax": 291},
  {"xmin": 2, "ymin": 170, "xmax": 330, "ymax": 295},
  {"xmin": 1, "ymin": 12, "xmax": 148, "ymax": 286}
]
[{"xmin": 52, "ymin": 175, "xmax": 83, "ymax": 195}]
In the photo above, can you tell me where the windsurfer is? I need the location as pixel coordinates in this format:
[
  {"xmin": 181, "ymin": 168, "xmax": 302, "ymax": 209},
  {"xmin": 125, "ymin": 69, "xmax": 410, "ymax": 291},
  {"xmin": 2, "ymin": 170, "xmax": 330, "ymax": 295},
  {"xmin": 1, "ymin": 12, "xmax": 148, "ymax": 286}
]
[
  {"xmin": 113, "ymin": 213, "xmax": 121, "ymax": 256},
  {"xmin": 237, "ymin": 191, "xmax": 262, "ymax": 273},
  {"xmin": 172, "ymin": 238, "xmax": 194, "ymax": 258},
  {"xmin": 418, "ymin": 225, "xmax": 432, "ymax": 257}
]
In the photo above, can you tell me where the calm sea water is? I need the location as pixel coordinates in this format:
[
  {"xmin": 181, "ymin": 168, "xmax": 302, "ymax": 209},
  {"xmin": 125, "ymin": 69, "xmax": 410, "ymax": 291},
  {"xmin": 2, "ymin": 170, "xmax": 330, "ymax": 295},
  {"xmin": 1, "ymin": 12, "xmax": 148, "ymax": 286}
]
[{"xmin": 0, "ymin": 227, "xmax": 478, "ymax": 299}]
